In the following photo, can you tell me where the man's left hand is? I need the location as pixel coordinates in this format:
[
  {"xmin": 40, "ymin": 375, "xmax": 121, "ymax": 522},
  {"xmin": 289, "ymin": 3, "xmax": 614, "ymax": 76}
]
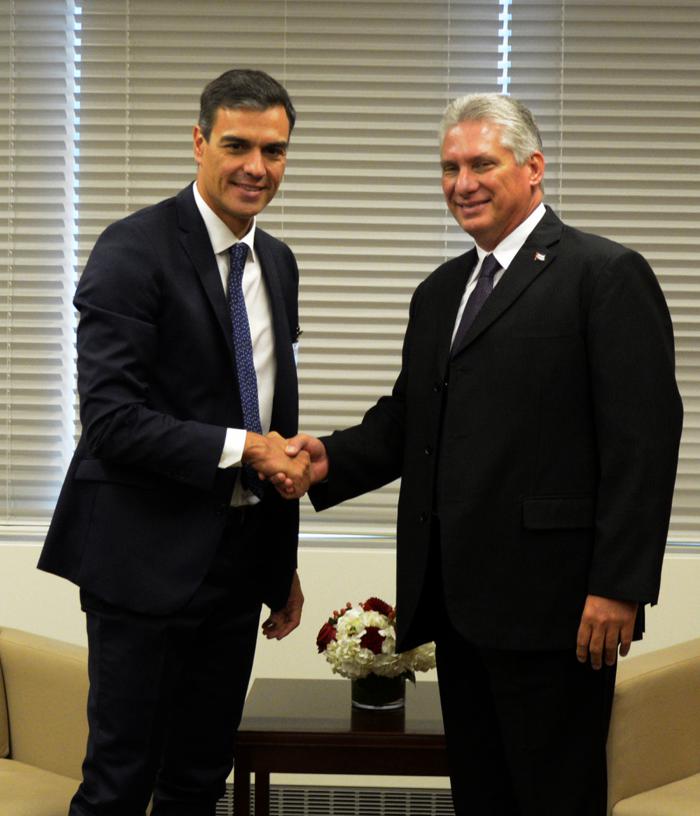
[
  {"xmin": 576, "ymin": 594, "xmax": 638, "ymax": 670},
  {"xmin": 260, "ymin": 571, "xmax": 304, "ymax": 640}
]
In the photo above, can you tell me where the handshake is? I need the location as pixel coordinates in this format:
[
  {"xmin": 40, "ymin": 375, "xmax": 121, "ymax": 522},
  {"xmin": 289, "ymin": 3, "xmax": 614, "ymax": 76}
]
[{"xmin": 241, "ymin": 431, "xmax": 328, "ymax": 499}]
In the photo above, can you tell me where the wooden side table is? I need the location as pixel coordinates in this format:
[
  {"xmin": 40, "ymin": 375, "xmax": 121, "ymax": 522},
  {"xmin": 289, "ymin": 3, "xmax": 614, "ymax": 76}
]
[{"xmin": 233, "ymin": 678, "xmax": 448, "ymax": 816}]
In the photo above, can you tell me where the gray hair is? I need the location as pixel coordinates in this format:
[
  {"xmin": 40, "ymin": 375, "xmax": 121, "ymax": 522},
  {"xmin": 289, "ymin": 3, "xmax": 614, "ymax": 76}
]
[{"xmin": 439, "ymin": 94, "xmax": 543, "ymax": 165}]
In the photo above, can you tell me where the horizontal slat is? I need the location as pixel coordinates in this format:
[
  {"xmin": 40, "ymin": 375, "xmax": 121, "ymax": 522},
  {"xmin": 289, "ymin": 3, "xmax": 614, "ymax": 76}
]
[
  {"xmin": 1, "ymin": 0, "xmax": 75, "ymax": 521},
  {"xmin": 510, "ymin": 0, "xmax": 699, "ymax": 542},
  {"xmin": 3, "ymin": 0, "xmax": 698, "ymax": 542}
]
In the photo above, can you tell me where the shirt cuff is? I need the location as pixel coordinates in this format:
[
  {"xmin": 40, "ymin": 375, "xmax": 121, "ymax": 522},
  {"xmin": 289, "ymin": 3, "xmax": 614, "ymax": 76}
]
[{"xmin": 218, "ymin": 427, "xmax": 247, "ymax": 469}]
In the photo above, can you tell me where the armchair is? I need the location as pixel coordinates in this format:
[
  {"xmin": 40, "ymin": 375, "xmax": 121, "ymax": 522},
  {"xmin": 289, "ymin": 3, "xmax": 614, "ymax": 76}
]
[
  {"xmin": 608, "ymin": 637, "xmax": 700, "ymax": 815},
  {"xmin": 0, "ymin": 627, "xmax": 87, "ymax": 815}
]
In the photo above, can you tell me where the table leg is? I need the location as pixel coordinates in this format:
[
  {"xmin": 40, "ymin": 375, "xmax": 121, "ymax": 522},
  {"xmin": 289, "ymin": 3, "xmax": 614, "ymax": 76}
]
[
  {"xmin": 254, "ymin": 769, "xmax": 270, "ymax": 816},
  {"xmin": 233, "ymin": 756, "xmax": 251, "ymax": 816}
]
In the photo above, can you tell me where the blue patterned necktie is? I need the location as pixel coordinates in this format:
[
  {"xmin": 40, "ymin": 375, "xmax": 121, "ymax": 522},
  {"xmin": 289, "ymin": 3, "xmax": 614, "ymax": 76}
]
[
  {"xmin": 228, "ymin": 241, "xmax": 264, "ymax": 498},
  {"xmin": 451, "ymin": 253, "xmax": 501, "ymax": 355}
]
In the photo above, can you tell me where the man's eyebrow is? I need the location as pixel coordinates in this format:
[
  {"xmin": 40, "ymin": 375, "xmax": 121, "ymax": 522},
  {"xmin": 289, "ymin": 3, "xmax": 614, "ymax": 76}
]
[
  {"xmin": 219, "ymin": 135, "xmax": 249, "ymax": 146},
  {"xmin": 218, "ymin": 135, "xmax": 288, "ymax": 150}
]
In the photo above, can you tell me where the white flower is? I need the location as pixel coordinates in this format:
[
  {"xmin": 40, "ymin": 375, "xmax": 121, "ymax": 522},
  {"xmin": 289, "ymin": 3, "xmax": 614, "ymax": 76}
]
[
  {"xmin": 403, "ymin": 641, "xmax": 436, "ymax": 673},
  {"xmin": 319, "ymin": 598, "xmax": 436, "ymax": 681}
]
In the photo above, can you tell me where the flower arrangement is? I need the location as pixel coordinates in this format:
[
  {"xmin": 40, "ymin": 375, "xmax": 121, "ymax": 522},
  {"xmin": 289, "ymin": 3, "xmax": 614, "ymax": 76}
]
[{"xmin": 316, "ymin": 596, "xmax": 436, "ymax": 681}]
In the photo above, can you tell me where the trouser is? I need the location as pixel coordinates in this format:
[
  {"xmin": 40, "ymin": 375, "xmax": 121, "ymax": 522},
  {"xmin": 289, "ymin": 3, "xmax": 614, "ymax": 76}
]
[
  {"xmin": 419, "ymin": 518, "xmax": 617, "ymax": 815},
  {"xmin": 436, "ymin": 623, "xmax": 616, "ymax": 816},
  {"xmin": 69, "ymin": 508, "xmax": 263, "ymax": 816}
]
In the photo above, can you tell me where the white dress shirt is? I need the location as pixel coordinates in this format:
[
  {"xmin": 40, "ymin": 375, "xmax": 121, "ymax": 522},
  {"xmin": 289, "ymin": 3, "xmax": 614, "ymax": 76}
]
[
  {"xmin": 451, "ymin": 203, "xmax": 547, "ymax": 346},
  {"xmin": 193, "ymin": 182, "xmax": 277, "ymax": 504}
]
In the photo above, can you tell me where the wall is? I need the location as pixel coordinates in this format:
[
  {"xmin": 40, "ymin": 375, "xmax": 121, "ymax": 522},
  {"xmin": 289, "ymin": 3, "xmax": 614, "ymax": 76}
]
[{"xmin": 3, "ymin": 543, "xmax": 699, "ymax": 660}]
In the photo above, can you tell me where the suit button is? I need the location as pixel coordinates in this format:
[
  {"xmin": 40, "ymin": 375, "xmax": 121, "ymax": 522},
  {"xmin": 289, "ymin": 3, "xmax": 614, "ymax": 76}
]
[
  {"xmin": 424, "ymin": 447, "xmax": 432, "ymax": 456},
  {"xmin": 432, "ymin": 382, "xmax": 442, "ymax": 393},
  {"xmin": 419, "ymin": 513, "xmax": 428, "ymax": 524}
]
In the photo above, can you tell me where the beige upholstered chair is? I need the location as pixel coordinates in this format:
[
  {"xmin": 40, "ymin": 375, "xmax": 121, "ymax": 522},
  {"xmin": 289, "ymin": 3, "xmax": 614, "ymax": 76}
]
[
  {"xmin": 608, "ymin": 637, "xmax": 700, "ymax": 815},
  {"xmin": 0, "ymin": 627, "xmax": 87, "ymax": 815}
]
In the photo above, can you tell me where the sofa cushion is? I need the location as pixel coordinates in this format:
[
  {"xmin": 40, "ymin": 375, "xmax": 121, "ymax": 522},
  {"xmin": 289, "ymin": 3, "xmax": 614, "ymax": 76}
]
[
  {"xmin": 613, "ymin": 773, "xmax": 700, "ymax": 815},
  {"xmin": 0, "ymin": 758, "xmax": 77, "ymax": 815}
]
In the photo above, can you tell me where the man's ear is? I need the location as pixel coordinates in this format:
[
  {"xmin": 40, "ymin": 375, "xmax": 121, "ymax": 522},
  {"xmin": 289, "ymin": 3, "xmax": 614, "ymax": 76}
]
[
  {"xmin": 528, "ymin": 151, "xmax": 545, "ymax": 187},
  {"xmin": 193, "ymin": 124, "xmax": 205, "ymax": 165}
]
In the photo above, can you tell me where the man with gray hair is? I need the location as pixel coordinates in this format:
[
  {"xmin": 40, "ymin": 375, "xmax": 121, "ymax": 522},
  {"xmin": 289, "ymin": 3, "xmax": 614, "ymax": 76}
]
[{"xmin": 281, "ymin": 93, "xmax": 682, "ymax": 814}]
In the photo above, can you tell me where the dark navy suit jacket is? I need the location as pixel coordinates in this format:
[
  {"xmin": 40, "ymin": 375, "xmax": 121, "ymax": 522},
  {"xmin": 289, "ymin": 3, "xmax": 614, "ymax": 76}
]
[{"xmin": 40, "ymin": 184, "xmax": 300, "ymax": 615}]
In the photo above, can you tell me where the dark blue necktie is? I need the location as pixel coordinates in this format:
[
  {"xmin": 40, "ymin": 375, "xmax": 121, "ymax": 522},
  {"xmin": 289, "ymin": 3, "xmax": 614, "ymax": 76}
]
[
  {"xmin": 451, "ymin": 253, "xmax": 501, "ymax": 355},
  {"xmin": 228, "ymin": 242, "xmax": 264, "ymax": 498}
]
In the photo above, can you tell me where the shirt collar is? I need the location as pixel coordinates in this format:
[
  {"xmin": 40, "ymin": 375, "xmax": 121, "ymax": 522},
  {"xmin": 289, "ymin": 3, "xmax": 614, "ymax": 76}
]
[
  {"xmin": 475, "ymin": 202, "xmax": 547, "ymax": 270},
  {"xmin": 192, "ymin": 181, "xmax": 257, "ymax": 262}
]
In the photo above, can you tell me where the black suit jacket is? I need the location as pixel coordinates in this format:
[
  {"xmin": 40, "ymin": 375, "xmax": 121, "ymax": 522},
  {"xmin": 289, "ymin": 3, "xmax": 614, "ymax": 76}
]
[
  {"xmin": 39, "ymin": 185, "xmax": 300, "ymax": 615},
  {"xmin": 311, "ymin": 208, "xmax": 683, "ymax": 652}
]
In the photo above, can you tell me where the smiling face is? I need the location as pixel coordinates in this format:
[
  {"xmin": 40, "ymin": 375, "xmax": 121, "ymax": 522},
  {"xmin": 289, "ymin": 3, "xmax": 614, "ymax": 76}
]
[
  {"xmin": 193, "ymin": 105, "xmax": 290, "ymax": 237},
  {"xmin": 440, "ymin": 118, "xmax": 544, "ymax": 251}
]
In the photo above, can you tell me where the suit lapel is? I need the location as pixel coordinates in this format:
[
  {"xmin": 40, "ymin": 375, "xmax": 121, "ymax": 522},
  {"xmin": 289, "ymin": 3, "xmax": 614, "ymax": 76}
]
[
  {"xmin": 175, "ymin": 185, "xmax": 236, "ymax": 359},
  {"xmin": 255, "ymin": 231, "xmax": 298, "ymax": 433},
  {"xmin": 434, "ymin": 248, "xmax": 478, "ymax": 372},
  {"xmin": 450, "ymin": 208, "xmax": 563, "ymax": 358},
  {"xmin": 255, "ymin": 232, "xmax": 294, "ymax": 366}
]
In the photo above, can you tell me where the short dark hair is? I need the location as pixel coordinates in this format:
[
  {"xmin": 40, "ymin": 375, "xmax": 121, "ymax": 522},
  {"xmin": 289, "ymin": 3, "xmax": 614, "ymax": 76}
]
[{"xmin": 198, "ymin": 69, "xmax": 296, "ymax": 141}]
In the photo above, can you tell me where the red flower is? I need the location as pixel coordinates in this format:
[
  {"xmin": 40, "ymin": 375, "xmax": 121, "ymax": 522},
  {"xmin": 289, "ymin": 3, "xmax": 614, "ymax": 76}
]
[
  {"xmin": 362, "ymin": 597, "xmax": 393, "ymax": 616},
  {"xmin": 360, "ymin": 626, "xmax": 385, "ymax": 655},
  {"xmin": 316, "ymin": 621, "xmax": 337, "ymax": 653}
]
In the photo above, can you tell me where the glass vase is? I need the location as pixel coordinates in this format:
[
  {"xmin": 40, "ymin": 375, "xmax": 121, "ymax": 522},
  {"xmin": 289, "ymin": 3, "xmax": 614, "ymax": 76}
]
[{"xmin": 351, "ymin": 673, "xmax": 406, "ymax": 710}]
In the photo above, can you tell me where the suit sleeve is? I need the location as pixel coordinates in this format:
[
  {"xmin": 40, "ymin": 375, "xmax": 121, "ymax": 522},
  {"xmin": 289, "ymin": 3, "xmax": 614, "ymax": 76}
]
[
  {"xmin": 74, "ymin": 219, "xmax": 226, "ymax": 491},
  {"xmin": 586, "ymin": 249, "xmax": 683, "ymax": 604},
  {"xmin": 309, "ymin": 287, "xmax": 422, "ymax": 510}
]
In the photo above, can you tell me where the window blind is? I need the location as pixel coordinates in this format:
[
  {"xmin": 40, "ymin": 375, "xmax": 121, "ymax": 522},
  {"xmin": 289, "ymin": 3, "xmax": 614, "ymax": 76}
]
[
  {"xmin": 509, "ymin": 0, "xmax": 700, "ymax": 543},
  {"xmin": 0, "ymin": 0, "xmax": 76, "ymax": 529},
  {"xmin": 2, "ymin": 0, "xmax": 698, "ymax": 547},
  {"xmin": 74, "ymin": 0, "xmax": 501, "ymax": 538}
]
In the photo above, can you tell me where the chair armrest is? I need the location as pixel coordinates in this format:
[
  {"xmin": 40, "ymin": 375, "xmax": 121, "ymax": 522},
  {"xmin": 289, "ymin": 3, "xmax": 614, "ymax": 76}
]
[
  {"xmin": 0, "ymin": 627, "xmax": 88, "ymax": 780},
  {"xmin": 607, "ymin": 638, "xmax": 700, "ymax": 811}
]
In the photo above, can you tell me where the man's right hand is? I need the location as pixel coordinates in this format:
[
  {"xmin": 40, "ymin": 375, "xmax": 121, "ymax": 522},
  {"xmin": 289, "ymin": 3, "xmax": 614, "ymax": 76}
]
[
  {"xmin": 269, "ymin": 434, "xmax": 329, "ymax": 498},
  {"xmin": 242, "ymin": 431, "xmax": 311, "ymax": 496}
]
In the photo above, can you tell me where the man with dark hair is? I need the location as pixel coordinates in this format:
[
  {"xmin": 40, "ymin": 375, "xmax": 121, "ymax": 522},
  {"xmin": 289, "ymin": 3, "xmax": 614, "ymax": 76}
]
[
  {"xmin": 39, "ymin": 68, "xmax": 309, "ymax": 815},
  {"xmin": 280, "ymin": 93, "xmax": 683, "ymax": 815}
]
